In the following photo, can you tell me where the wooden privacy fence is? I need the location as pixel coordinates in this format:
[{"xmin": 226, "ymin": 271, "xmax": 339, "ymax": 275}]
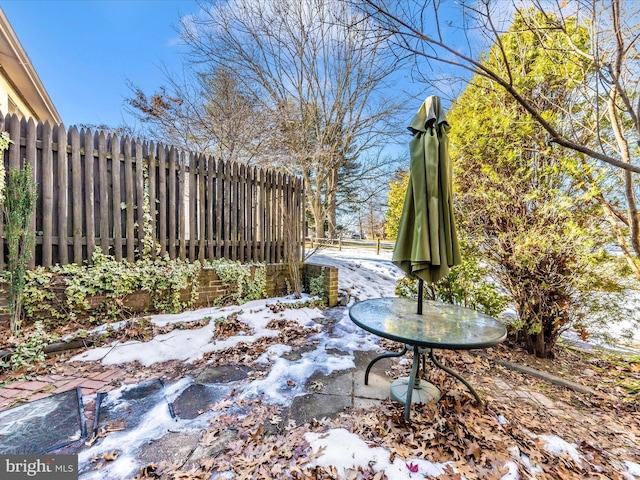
[{"xmin": 0, "ymin": 113, "xmax": 305, "ymax": 269}]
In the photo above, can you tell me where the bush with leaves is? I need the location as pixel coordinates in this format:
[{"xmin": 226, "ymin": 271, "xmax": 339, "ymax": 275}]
[
  {"xmin": 430, "ymin": 243, "xmax": 508, "ymax": 319},
  {"xmin": 446, "ymin": 10, "xmax": 627, "ymax": 357},
  {"xmin": 395, "ymin": 240, "xmax": 508, "ymax": 319},
  {"xmin": 17, "ymin": 248, "xmax": 203, "ymax": 325},
  {"xmin": 309, "ymin": 269, "xmax": 326, "ymax": 300},
  {"xmin": 3, "ymin": 164, "xmax": 37, "ymax": 335},
  {"xmin": 0, "ymin": 321, "xmax": 57, "ymax": 372},
  {"xmin": 206, "ymin": 260, "xmax": 267, "ymax": 305}
]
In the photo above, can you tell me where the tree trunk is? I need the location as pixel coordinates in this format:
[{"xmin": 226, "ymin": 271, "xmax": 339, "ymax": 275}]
[
  {"xmin": 607, "ymin": 92, "xmax": 640, "ymax": 276},
  {"xmin": 327, "ymin": 167, "xmax": 338, "ymax": 239},
  {"xmin": 524, "ymin": 330, "xmax": 554, "ymax": 359},
  {"xmin": 601, "ymin": 200, "xmax": 640, "ymax": 278},
  {"xmin": 304, "ymin": 172, "xmax": 326, "ymax": 240},
  {"xmin": 312, "ymin": 198, "xmax": 325, "ymax": 240}
]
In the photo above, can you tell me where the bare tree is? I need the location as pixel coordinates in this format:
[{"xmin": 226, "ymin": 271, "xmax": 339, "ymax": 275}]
[
  {"xmin": 126, "ymin": 65, "xmax": 271, "ymax": 163},
  {"xmin": 181, "ymin": 0, "xmax": 408, "ymax": 239},
  {"xmin": 360, "ymin": 0, "xmax": 640, "ymax": 276}
]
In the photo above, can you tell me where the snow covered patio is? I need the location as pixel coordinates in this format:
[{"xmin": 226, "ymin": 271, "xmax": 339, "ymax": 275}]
[{"xmin": 1, "ymin": 248, "xmax": 639, "ymax": 479}]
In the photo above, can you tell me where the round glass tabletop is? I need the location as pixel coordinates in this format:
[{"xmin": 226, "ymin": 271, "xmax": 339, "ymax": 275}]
[{"xmin": 349, "ymin": 297, "xmax": 507, "ymax": 349}]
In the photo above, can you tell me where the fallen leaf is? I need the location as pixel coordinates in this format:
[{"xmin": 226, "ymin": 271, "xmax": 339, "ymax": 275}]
[
  {"xmin": 406, "ymin": 462, "xmax": 419, "ymax": 473},
  {"xmin": 103, "ymin": 450, "xmax": 119, "ymax": 461},
  {"xmin": 465, "ymin": 442, "xmax": 482, "ymax": 461}
]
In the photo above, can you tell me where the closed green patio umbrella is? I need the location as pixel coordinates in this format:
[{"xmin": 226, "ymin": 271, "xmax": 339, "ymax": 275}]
[
  {"xmin": 350, "ymin": 98, "xmax": 504, "ymax": 417},
  {"xmin": 392, "ymin": 95, "xmax": 461, "ymax": 286}
]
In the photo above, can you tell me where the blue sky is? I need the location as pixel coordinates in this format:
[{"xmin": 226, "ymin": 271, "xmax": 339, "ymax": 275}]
[
  {"xmin": 1, "ymin": 0, "xmax": 473, "ymax": 133},
  {"xmin": 2, "ymin": 0, "xmax": 200, "ymax": 129}
]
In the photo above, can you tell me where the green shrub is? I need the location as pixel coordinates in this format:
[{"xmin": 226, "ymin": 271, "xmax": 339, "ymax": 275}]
[
  {"xmin": 395, "ymin": 249, "xmax": 508, "ymax": 319},
  {"xmin": 3, "ymin": 164, "xmax": 37, "ymax": 334},
  {"xmin": 431, "ymin": 255, "xmax": 508, "ymax": 318},
  {"xmin": 0, "ymin": 321, "xmax": 57, "ymax": 371},
  {"xmin": 309, "ymin": 269, "xmax": 326, "ymax": 299},
  {"xmin": 206, "ymin": 260, "xmax": 267, "ymax": 305},
  {"xmin": 16, "ymin": 249, "xmax": 203, "ymax": 325}
]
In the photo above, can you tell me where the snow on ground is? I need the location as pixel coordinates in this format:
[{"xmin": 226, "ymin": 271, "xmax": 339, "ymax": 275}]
[
  {"xmin": 70, "ymin": 300, "xmax": 336, "ymax": 366},
  {"xmin": 305, "ymin": 428, "xmax": 455, "ymax": 479},
  {"xmin": 71, "ymin": 246, "xmax": 639, "ymax": 479},
  {"xmin": 75, "ymin": 249, "xmax": 398, "ymax": 478},
  {"xmin": 308, "ymin": 247, "xmax": 404, "ymax": 300},
  {"xmin": 78, "ymin": 378, "xmax": 200, "ymax": 480}
]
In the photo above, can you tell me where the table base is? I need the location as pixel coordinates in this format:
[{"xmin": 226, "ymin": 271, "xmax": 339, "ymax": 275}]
[
  {"xmin": 390, "ymin": 378, "xmax": 441, "ymax": 404},
  {"xmin": 365, "ymin": 345, "xmax": 482, "ymax": 421}
]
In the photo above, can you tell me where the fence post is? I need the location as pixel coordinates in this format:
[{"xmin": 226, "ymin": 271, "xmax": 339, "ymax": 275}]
[
  {"xmin": 339, "ymin": 237, "xmax": 342, "ymax": 251},
  {"xmin": 377, "ymin": 238, "xmax": 380, "ymax": 255}
]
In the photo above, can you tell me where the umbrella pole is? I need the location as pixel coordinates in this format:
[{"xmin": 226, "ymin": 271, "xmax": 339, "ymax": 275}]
[{"xmin": 417, "ymin": 278, "xmax": 423, "ymax": 315}]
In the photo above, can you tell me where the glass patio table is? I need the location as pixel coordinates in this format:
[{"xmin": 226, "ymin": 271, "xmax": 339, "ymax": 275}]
[{"xmin": 349, "ymin": 297, "xmax": 507, "ymax": 421}]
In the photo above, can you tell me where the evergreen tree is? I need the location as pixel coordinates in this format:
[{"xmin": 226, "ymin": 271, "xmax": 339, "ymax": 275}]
[
  {"xmin": 384, "ymin": 169, "xmax": 408, "ymax": 240},
  {"xmin": 448, "ymin": 11, "xmax": 614, "ymax": 358}
]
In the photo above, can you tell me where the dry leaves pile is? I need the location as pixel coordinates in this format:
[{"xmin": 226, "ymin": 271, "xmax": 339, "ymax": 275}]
[
  {"xmin": 204, "ymin": 319, "xmax": 320, "ymax": 367},
  {"xmin": 132, "ymin": 343, "xmax": 640, "ymax": 479},
  {"xmin": 134, "ymin": 389, "xmax": 638, "ymax": 479},
  {"xmin": 213, "ymin": 312, "xmax": 252, "ymax": 340}
]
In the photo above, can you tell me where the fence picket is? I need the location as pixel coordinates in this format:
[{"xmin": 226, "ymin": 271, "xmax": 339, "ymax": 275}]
[
  {"xmin": 84, "ymin": 128, "xmax": 96, "ymax": 262},
  {"xmin": 178, "ymin": 152, "xmax": 186, "ymax": 260},
  {"xmin": 168, "ymin": 146, "xmax": 176, "ymax": 259},
  {"xmin": 70, "ymin": 127, "xmax": 83, "ymax": 263},
  {"xmin": 206, "ymin": 155, "xmax": 214, "ymax": 259},
  {"xmin": 238, "ymin": 163, "xmax": 246, "ymax": 263},
  {"xmin": 53, "ymin": 124, "xmax": 68, "ymax": 265},
  {"xmin": 277, "ymin": 172, "xmax": 284, "ymax": 262},
  {"xmin": 123, "ymin": 136, "xmax": 135, "ymax": 261},
  {"xmin": 147, "ymin": 141, "xmax": 157, "ymax": 258},
  {"xmin": 135, "ymin": 140, "xmax": 145, "ymax": 256},
  {"xmin": 111, "ymin": 134, "xmax": 123, "ymax": 261},
  {"xmin": 157, "ymin": 144, "xmax": 167, "ymax": 257},
  {"xmin": 248, "ymin": 166, "xmax": 256, "ymax": 261},
  {"xmin": 222, "ymin": 159, "xmax": 230, "ymax": 259},
  {"xmin": 26, "ymin": 118, "xmax": 37, "ymax": 269},
  {"xmin": 265, "ymin": 169, "xmax": 273, "ymax": 263},
  {"xmin": 215, "ymin": 158, "xmax": 224, "ymax": 259},
  {"xmin": 198, "ymin": 153, "xmax": 206, "ymax": 262},
  {"xmin": 189, "ymin": 152, "xmax": 197, "ymax": 261},
  {"xmin": 257, "ymin": 167, "xmax": 265, "ymax": 262},
  {"xmin": 98, "ymin": 131, "xmax": 109, "ymax": 255},
  {"xmin": 230, "ymin": 162, "xmax": 237, "ymax": 261},
  {"xmin": 40, "ymin": 121, "xmax": 53, "ymax": 266}
]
